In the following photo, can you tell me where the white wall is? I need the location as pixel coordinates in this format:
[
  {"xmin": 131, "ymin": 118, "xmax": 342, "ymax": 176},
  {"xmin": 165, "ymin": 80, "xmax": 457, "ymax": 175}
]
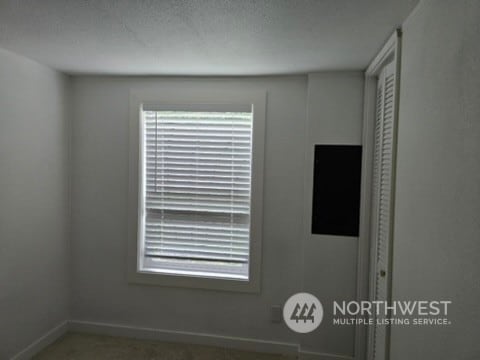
[
  {"xmin": 70, "ymin": 76, "xmax": 307, "ymax": 345},
  {"xmin": 0, "ymin": 49, "xmax": 70, "ymax": 359},
  {"xmin": 391, "ymin": 1, "xmax": 480, "ymax": 359},
  {"xmin": 302, "ymin": 72, "xmax": 364, "ymax": 357},
  {"xmin": 70, "ymin": 74, "xmax": 364, "ymax": 357}
]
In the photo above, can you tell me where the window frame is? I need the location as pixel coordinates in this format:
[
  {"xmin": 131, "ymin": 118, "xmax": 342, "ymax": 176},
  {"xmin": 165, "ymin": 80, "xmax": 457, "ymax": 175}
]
[{"xmin": 127, "ymin": 87, "xmax": 266, "ymax": 293}]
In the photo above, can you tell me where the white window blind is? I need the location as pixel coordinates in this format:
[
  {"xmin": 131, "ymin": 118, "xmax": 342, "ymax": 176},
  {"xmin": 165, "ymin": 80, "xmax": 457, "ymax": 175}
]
[{"xmin": 141, "ymin": 109, "xmax": 253, "ymax": 280}]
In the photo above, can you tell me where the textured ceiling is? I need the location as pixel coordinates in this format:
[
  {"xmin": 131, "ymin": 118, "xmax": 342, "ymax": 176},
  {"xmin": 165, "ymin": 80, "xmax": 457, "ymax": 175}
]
[{"xmin": 0, "ymin": 0, "xmax": 418, "ymax": 75}]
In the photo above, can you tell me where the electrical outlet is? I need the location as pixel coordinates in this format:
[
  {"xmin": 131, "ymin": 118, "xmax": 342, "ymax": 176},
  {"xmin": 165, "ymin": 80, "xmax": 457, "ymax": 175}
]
[{"xmin": 271, "ymin": 305, "xmax": 283, "ymax": 323}]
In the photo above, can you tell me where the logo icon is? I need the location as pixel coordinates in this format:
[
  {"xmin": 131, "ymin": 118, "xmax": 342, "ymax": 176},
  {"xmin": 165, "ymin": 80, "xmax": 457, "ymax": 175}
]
[{"xmin": 283, "ymin": 292, "xmax": 323, "ymax": 333}]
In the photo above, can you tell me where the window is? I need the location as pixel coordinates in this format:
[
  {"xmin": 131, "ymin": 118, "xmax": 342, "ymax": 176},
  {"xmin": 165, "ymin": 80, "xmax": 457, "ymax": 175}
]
[
  {"xmin": 141, "ymin": 108, "xmax": 252, "ymax": 279},
  {"xmin": 128, "ymin": 88, "xmax": 265, "ymax": 292}
]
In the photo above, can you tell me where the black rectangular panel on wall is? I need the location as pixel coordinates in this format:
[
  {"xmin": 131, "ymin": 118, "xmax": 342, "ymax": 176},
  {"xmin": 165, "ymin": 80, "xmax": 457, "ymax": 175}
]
[{"xmin": 311, "ymin": 145, "xmax": 362, "ymax": 237}]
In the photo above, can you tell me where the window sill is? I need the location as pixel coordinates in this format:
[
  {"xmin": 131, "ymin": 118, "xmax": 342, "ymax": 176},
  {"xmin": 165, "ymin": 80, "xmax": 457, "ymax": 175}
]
[{"xmin": 127, "ymin": 265, "xmax": 260, "ymax": 293}]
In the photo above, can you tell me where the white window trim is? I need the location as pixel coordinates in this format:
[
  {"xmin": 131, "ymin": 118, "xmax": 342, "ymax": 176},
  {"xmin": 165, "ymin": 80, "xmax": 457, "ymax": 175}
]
[{"xmin": 127, "ymin": 87, "xmax": 266, "ymax": 293}]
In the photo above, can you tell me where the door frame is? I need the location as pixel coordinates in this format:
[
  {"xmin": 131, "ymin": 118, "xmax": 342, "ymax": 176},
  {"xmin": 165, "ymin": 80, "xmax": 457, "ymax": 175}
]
[{"xmin": 354, "ymin": 29, "xmax": 402, "ymax": 360}]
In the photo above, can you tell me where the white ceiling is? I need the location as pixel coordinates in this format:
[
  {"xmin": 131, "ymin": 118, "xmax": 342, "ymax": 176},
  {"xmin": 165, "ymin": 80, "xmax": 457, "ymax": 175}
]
[{"xmin": 0, "ymin": 0, "xmax": 418, "ymax": 75}]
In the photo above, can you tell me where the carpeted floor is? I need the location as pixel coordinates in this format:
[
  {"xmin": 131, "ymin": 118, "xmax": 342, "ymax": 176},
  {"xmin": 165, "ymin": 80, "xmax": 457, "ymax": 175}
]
[{"xmin": 32, "ymin": 333, "xmax": 297, "ymax": 360}]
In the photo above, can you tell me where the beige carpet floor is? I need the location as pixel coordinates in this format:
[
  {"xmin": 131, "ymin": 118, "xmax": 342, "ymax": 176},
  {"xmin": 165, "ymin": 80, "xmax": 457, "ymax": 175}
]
[{"xmin": 32, "ymin": 333, "xmax": 297, "ymax": 360}]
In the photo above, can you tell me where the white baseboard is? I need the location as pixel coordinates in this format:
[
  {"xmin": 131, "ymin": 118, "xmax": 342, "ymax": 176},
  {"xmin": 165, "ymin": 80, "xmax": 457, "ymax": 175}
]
[
  {"xmin": 69, "ymin": 320, "xmax": 298, "ymax": 355},
  {"xmin": 299, "ymin": 349, "xmax": 354, "ymax": 360},
  {"xmin": 10, "ymin": 321, "xmax": 69, "ymax": 360},
  {"xmin": 10, "ymin": 319, "xmax": 353, "ymax": 360}
]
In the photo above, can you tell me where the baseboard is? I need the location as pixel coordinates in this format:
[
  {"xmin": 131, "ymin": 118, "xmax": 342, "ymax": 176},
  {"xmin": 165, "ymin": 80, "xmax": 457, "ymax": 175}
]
[
  {"xmin": 11, "ymin": 319, "xmax": 353, "ymax": 360},
  {"xmin": 69, "ymin": 320, "xmax": 298, "ymax": 355},
  {"xmin": 10, "ymin": 321, "xmax": 69, "ymax": 360},
  {"xmin": 299, "ymin": 349, "xmax": 354, "ymax": 360}
]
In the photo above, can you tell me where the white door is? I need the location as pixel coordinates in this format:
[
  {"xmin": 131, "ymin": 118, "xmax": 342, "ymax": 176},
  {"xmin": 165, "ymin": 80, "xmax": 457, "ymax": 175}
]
[{"xmin": 368, "ymin": 60, "xmax": 398, "ymax": 360}]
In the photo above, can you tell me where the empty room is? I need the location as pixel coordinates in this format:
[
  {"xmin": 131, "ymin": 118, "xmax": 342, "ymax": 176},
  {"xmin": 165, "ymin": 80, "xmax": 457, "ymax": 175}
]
[{"xmin": 1, "ymin": 1, "xmax": 479, "ymax": 359}]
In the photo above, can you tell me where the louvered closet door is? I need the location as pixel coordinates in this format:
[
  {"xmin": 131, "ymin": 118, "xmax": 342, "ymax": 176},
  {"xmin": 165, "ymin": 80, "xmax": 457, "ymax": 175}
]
[{"xmin": 370, "ymin": 61, "xmax": 397, "ymax": 360}]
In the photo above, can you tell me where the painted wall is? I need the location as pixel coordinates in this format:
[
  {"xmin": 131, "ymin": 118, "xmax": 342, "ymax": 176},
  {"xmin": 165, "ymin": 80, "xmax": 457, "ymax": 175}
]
[
  {"xmin": 302, "ymin": 72, "xmax": 364, "ymax": 357},
  {"xmin": 70, "ymin": 76, "xmax": 307, "ymax": 346},
  {"xmin": 70, "ymin": 74, "xmax": 364, "ymax": 357},
  {"xmin": 0, "ymin": 49, "xmax": 70, "ymax": 358},
  {"xmin": 391, "ymin": 1, "xmax": 480, "ymax": 359}
]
